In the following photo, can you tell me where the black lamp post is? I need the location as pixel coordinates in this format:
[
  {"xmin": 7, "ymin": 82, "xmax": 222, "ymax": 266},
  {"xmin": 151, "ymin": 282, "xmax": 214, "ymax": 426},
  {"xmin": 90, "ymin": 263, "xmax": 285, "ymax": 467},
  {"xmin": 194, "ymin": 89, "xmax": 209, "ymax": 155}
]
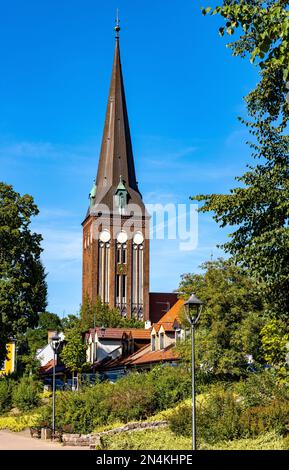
[
  {"xmin": 50, "ymin": 333, "xmax": 61, "ymax": 437},
  {"xmin": 184, "ymin": 293, "xmax": 203, "ymax": 451}
]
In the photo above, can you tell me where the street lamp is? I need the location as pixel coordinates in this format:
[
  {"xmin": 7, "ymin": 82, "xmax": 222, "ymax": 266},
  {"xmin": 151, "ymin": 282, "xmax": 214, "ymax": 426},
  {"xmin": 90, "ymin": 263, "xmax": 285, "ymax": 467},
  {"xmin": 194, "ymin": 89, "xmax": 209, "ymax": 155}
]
[
  {"xmin": 184, "ymin": 293, "xmax": 204, "ymax": 451},
  {"xmin": 50, "ymin": 333, "xmax": 61, "ymax": 438},
  {"xmin": 100, "ymin": 325, "xmax": 106, "ymax": 337}
]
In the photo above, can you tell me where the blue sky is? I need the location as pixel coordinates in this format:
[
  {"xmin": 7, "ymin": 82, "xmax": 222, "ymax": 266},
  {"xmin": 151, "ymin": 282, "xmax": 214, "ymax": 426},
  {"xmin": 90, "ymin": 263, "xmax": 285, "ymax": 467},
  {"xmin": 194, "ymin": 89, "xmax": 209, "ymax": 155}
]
[{"xmin": 0, "ymin": 0, "xmax": 258, "ymax": 317}]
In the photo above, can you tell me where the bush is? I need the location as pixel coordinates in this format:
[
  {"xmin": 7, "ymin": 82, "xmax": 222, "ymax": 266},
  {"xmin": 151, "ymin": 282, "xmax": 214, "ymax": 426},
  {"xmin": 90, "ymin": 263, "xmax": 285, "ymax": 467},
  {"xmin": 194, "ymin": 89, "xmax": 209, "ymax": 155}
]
[
  {"xmin": 0, "ymin": 379, "xmax": 13, "ymax": 414},
  {"xmin": 151, "ymin": 365, "xmax": 191, "ymax": 410},
  {"xmin": 168, "ymin": 404, "xmax": 192, "ymax": 437},
  {"xmin": 39, "ymin": 382, "xmax": 113, "ymax": 434},
  {"xmin": 169, "ymin": 386, "xmax": 244, "ymax": 443},
  {"xmin": 236, "ymin": 370, "xmax": 289, "ymax": 407},
  {"xmin": 108, "ymin": 372, "xmax": 156, "ymax": 422},
  {"xmin": 240, "ymin": 400, "xmax": 289, "ymax": 437},
  {"xmin": 12, "ymin": 377, "xmax": 41, "ymax": 411}
]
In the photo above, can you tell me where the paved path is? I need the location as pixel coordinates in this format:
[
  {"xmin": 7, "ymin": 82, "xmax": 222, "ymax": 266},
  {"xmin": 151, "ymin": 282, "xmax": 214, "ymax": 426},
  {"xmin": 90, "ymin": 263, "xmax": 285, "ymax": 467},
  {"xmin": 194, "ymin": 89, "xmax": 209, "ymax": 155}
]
[{"xmin": 0, "ymin": 430, "xmax": 88, "ymax": 450}]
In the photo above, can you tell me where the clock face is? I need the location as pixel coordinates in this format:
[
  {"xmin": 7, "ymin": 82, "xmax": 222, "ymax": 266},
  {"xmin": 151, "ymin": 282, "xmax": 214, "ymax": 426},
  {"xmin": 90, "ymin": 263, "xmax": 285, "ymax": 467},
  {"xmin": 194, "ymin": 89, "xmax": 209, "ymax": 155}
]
[
  {"xmin": 99, "ymin": 230, "xmax": 111, "ymax": 243},
  {"xmin": 133, "ymin": 232, "xmax": 144, "ymax": 245},
  {"xmin": 117, "ymin": 231, "xmax": 128, "ymax": 244}
]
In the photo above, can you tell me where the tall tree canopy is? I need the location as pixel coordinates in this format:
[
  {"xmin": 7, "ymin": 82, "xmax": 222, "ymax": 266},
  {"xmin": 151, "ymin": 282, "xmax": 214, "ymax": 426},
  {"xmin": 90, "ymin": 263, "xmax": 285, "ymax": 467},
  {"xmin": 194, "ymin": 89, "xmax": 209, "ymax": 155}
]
[
  {"xmin": 195, "ymin": 1, "xmax": 289, "ymax": 315},
  {"xmin": 178, "ymin": 259, "xmax": 266, "ymax": 376},
  {"xmin": 0, "ymin": 183, "xmax": 47, "ymax": 363}
]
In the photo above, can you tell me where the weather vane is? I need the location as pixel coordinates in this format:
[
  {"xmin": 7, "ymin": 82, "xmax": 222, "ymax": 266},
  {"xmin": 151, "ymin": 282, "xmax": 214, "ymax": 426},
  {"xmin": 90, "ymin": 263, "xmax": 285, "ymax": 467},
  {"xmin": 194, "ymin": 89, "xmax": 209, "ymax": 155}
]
[{"xmin": 114, "ymin": 8, "xmax": 121, "ymax": 38}]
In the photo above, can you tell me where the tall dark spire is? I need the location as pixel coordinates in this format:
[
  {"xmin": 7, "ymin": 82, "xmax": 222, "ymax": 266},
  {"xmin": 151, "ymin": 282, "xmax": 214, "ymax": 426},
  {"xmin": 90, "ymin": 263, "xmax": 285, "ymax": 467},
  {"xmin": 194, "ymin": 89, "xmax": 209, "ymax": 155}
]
[{"xmin": 93, "ymin": 19, "xmax": 143, "ymax": 210}]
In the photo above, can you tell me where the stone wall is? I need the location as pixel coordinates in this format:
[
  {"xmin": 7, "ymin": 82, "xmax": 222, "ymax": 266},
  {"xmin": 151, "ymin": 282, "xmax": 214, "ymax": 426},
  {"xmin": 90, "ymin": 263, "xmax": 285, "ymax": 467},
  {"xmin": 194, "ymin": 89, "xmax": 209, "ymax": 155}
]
[{"xmin": 62, "ymin": 420, "xmax": 168, "ymax": 448}]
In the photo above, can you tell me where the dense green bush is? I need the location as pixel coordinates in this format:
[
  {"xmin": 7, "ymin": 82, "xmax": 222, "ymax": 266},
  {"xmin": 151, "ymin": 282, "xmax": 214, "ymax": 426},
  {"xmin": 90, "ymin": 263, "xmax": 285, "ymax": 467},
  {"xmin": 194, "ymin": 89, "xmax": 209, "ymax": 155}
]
[
  {"xmin": 40, "ymin": 382, "xmax": 113, "ymax": 434},
  {"xmin": 0, "ymin": 378, "xmax": 13, "ymax": 413},
  {"xmin": 38, "ymin": 366, "xmax": 191, "ymax": 434},
  {"xmin": 108, "ymin": 372, "xmax": 156, "ymax": 422},
  {"xmin": 12, "ymin": 377, "xmax": 41, "ymax": 411},
  {"xmin": 151, "ymin": 365, "xmax": 191, "ymax": 410},
  {"xmin": 240, "ymin": 401, "xmax": 289, "ymax": 437},
  {"xmin": 168, "ymin": 404, "xmax": 192, "ymax": 437},
  {"xmin": 169, "ymin": 386, "xmax": 244, "ymax": 443},
  {"xmin": 236, "ymin": 370, "xmax": 289, "ymax": 407}
]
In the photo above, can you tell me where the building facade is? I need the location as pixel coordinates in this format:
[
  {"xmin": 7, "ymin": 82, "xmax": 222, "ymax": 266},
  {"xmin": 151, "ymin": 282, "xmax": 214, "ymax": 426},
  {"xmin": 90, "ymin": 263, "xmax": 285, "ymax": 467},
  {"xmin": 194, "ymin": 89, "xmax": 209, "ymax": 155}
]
[{"xmin": 82, "ymin": 27, "xmax": 150, "ymax": 321}]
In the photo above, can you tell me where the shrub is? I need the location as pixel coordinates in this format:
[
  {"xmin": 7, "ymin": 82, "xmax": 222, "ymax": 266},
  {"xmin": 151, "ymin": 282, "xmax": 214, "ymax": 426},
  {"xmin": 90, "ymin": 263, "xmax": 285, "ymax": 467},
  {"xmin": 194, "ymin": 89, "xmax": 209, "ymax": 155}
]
[
  {"xmin": 236, "ymin": 370, "xmax": 289, "ymax": 408},
  {"xmin": 108, "ymin": 372, "xmax": 156, "ymax": 422},
  {"xmin": 240, "ymin": 400, "xmax": 289, "ymax": 437},
  {"xmin": 12, "ymin": 377, "xmax": 41, "ymax": 411},
  {"xmin": 169, "ymin": 386, "xmax": 244, "ymax": 443},
  {"xmin": 39, "ymin": 382, "xmax": 113, "ymax": 434},
  {"xmin": 151, "ymin": 365, "xmax": 191, "ymax": 410},
  {"xmin": 0, "ymin": 379, "xmax": 13, "ymax": 414},
  {"xmin": 168, "ymin": 404, "xmax": 192, "ymax": 437}
]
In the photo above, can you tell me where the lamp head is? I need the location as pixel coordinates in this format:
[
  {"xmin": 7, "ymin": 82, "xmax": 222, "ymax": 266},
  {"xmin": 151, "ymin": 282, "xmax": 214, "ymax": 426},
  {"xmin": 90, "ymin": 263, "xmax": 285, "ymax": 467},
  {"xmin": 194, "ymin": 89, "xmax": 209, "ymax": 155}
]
[
  {"xmin": 50, "ymin": 333, "xmax": 61, "ymax": 353},
  {"xmin": 184, "ymin": 293, "xmax": 203, "ymax": 326},
  {"xmin": 100, "ymin": 325, "xmax": 106, "ymax": 337}
]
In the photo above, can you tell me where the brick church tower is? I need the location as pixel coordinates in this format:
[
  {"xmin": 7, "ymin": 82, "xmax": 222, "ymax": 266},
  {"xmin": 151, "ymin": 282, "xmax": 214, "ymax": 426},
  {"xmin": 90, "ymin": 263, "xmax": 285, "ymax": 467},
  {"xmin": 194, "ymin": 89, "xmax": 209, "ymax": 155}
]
[{"xmin": 82, "ymin": 22, "xmax": 150, "ymax": 321}]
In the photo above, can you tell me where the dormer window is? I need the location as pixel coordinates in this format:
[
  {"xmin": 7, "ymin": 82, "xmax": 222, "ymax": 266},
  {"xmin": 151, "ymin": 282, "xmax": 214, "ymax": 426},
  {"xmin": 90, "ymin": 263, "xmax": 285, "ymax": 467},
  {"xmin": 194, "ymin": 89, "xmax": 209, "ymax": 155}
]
[
  {"xmin": 152, "ymin": 335, "xmax": 156, "ymax": 351},
  {"xmin": 160, "ymin": 333, "xmax": 165, "ymax": 350}
]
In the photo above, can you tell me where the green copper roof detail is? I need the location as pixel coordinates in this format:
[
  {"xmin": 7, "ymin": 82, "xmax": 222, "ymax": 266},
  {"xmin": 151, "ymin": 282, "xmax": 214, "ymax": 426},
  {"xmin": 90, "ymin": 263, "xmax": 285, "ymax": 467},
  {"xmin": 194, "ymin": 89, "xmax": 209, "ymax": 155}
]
[{"xmin": 116, "ymin": 175, "xmax": 126, "ymax": 192}]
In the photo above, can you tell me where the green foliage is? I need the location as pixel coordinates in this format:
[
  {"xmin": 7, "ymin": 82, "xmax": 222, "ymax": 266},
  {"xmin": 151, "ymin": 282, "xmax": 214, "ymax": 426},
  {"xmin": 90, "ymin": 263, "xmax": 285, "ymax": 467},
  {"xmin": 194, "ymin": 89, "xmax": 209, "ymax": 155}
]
[
  {"xmin": 168, "ymin": 404, "xmax": 192, "ymax": 437},
  {"xmin": 0, "ymin": 183, "xmax": 47, "ymax": 363},
  {"xmin": 99, "ymin": 427, "xmax": 191, "ymax": 451},
  {"xmin": 178, "ymin": 259, "xmax": 265, "ymax": 375},
  {"xmin": 240, "ymin": 401, "xmax": 289, "ymax": 437},
  {"xmin": 38, "ymin": 366, "xmax": 191, "ymax": 434},
  {"xmin": 12, "ymin": 377, "xmax": 41, "ymax": 412},
  {"xmin": 0, "ymin": 410, "xmax": 40, "ymax": 432},
  {"xmin": 150, "ymin": 365, "xmax": 191, "ymax": 410},
  {"xmin": 202, "ymin": 1, "xmax": 289, "ymax": 82},
  {"xmin": 196, "ymin": 2, "xmax": 289, "ymax": 315},
  {"xmin": 197, "ymin": 387, "xmax": 243, "ymax": 443},
  {"xmin": 235, "ymin": 370, "xmax": 286, "ymax": 407},
  {"xmin": 81, "ymin": 296, "xmax": 144, "ymax": 329},
  {"xmin": 107, "ymin": 373, "xmax": 156, "ymax": 422},
  {"xmin": 25, "ymin": 312, "xmax": 62, "ymax": 353},
  {"xmin": 60, "ymin": 325, "xmax": 87, "ymax": 374},
  {"xmin": 0, "ymin": 378, "xmax": 13, "ymax": 413},
  {"xmin": 260, "ymin": 319, "xmax": 289, "ymax": 367}
]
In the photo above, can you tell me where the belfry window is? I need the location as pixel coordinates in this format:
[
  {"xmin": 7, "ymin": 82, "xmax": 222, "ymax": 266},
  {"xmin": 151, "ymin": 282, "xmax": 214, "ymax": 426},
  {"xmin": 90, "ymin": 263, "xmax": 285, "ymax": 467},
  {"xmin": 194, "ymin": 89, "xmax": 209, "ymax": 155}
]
[
  {"xmin": 98, "ymin": 230, "xmax": 111, "ymax": 304},
  {"xmin": 132, "ymin": 232, "xmax": 144, "ymax": 320},
  {"xmin": 115, "ymin": 231, "xmax": 128, "ymax": 316}
]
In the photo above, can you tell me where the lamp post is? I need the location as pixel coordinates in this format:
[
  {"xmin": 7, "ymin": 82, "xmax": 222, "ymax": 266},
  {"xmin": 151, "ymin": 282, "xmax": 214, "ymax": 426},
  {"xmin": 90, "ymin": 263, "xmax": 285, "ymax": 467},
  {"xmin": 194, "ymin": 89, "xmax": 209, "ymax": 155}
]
[
  {"xmin": 50, "ymin": 333, "xmax": 61, "ymax": 438},
  {"xmin": 184, "ymin": 293, "xmax": 203, "ymax": 451}
]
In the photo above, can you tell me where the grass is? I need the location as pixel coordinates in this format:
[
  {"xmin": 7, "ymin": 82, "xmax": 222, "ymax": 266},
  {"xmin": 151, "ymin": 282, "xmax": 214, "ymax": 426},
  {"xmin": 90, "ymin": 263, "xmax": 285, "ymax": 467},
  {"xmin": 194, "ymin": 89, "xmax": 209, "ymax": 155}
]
[{"xmin": 98, "ymin": 427, "xmax": 289, "ymax": 451}]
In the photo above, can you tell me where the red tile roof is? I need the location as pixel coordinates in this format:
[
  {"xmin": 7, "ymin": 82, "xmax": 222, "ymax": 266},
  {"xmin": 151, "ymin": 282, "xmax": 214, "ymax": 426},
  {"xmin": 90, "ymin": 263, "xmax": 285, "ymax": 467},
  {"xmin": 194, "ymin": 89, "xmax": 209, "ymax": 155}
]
[
  {"xmin": 156, "ymin": 299, "xmax": 184, "ymax": 325},
  {"xmin": 86, "ymin": 327, "xmax": 151, "ymax": 341},
  {"xmin": 130, "ymin": 344, "xmax": 179, "ymax": 365}
]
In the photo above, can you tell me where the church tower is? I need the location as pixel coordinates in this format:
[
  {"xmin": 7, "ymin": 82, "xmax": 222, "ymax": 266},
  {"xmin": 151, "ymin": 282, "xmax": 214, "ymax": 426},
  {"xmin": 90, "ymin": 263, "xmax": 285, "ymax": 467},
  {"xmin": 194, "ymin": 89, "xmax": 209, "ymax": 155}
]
[{"xmin": 82, "ymin": 20, "xmax": 150, "ymax": 321}]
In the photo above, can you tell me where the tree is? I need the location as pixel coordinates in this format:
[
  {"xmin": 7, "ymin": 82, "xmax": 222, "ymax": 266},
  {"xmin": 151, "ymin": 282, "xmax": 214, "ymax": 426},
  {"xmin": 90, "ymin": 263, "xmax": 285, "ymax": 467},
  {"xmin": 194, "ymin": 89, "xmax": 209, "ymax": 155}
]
[
  {"xmin": 260, "ymin": 318, "xmax": 289, "ymax": 368},
  {"xmin": 0, "ymin": 183, "xmax": 47, "ymax": 364},
  {"xmin": 178, "ymin": 259, "xmax": 265, "ymax": 376},
  {"xmin": 25, "ymin": 312, "xmax": 62, "ymax": 354},
  {"xmin": 60, "ymin": 325, "xmax": 87, "ymax": 389},
  {"xmin": 80, "ymin": 296, "xmax": 144, "ymax": 329},
  {"xmin": 195, "ymin": 2, "xmax": 289, "ymax": 315}
]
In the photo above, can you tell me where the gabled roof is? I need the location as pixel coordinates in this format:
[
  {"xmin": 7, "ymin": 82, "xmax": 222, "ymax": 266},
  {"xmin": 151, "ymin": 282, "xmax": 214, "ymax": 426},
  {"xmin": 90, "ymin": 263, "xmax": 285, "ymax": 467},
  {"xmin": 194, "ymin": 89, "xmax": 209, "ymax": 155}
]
[
  {"xmin": 157, "ymin": 299, "xmax": 184, "ymax": 325},
  {"xmin": 85, "ymin": 327, "xmax": 151, "ymax": 342},
  {"xmin": 128, "ymin": 344, "xmax": 179, "ymax": 366},
  {"xmin": 95, "ymin": 343, "xmax": 179, "ymax": 370},
  {"xmin": 151, "ymin": 298, "xmax": 184, "ymax": 334}
]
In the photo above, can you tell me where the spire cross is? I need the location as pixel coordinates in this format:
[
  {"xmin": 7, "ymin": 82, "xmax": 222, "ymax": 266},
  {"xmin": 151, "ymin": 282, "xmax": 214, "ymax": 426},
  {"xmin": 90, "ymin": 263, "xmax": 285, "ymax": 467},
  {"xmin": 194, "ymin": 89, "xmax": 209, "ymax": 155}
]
[{"xmin": 115, "ymin": 8, "xmax": 121, "ymax": 38}]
